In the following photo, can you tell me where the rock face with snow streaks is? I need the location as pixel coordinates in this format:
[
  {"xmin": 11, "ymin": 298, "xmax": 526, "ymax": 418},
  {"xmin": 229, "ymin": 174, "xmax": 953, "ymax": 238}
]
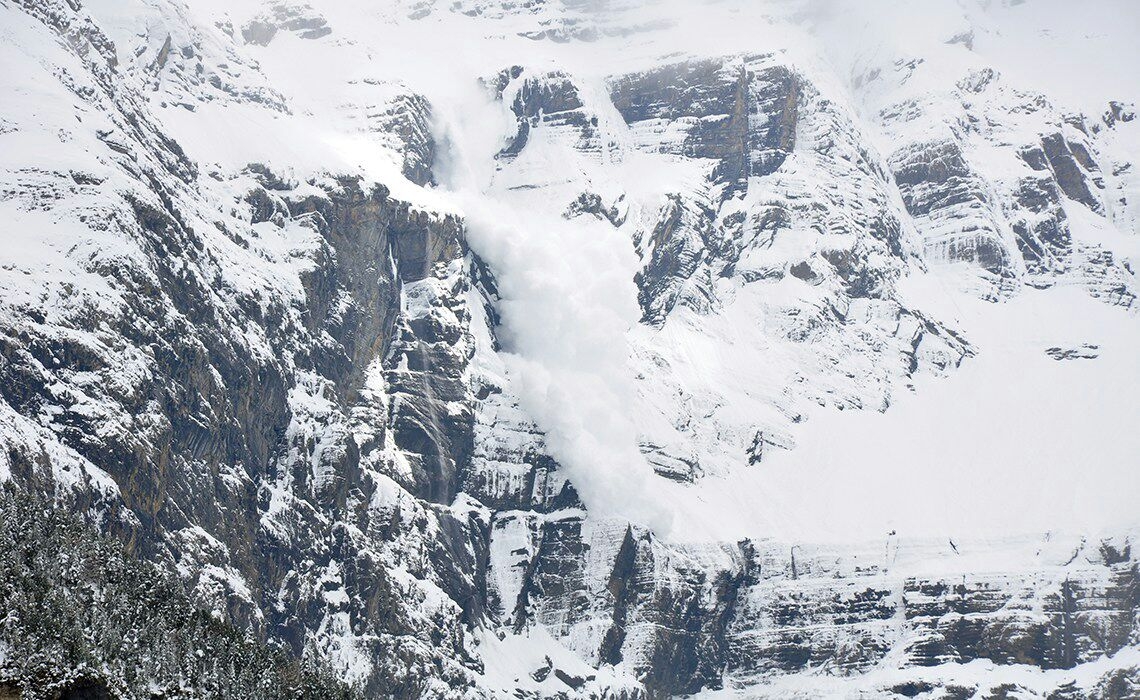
[{"xmin": 1, "ymin": 0, "xmax": 1139, "ymax": 699}]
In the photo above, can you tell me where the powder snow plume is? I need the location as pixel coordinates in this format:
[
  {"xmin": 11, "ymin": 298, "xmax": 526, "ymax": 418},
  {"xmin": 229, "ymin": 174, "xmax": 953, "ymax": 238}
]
[{"xmin": 433, "ymin": 85, "xmax": 671, "ymax": 533}]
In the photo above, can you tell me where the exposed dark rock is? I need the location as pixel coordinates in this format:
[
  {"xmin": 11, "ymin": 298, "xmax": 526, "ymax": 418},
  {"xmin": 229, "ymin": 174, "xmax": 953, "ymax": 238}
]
[
  {"xmin": 1103, "ymin": 101, "xmax": 1136, "ymax": 129},
  {"xmin": 1045, "ymin": 344, "xmax": 1099, "ymax": 360},
  {"xmin": 891, "ymin": 139, "xmax": 1012, "ymax": 275},
  {"xmin": 610, "ymin": 57, "xmax": 752, "ymax": 187},
  {"xmin": 633, "ymin": 189, "xmax": 728, "ymax": 324},
  {"xmin": 1010, "ymin": 172, "xmax": 1072, "ymax": 274},
  {"xmin": 1040, "ymin": 133, "xmax": 1102, "ymax": 212},
  {"xmin": 747, "ymin": 64, "xmax": 799, "ymax": 177},
  {"xmin": 498, "ymin": 71, "xmax": 597, "ymax": 161},
  {"xmin": 789, "ymin": 260, "xmax": 819, "ymax": 283},
  {"xmin": 513, "ymin": 73, "xmax": 583, "ymax": 118},
  {"xmin": 891, "ymin": 680, "xmax": 935, "ymax": 697},
  {"xmin": 565, "ymin": 191, "xmax": 626, "ymax": 227},
  {"xmin": 243, "ymin": 3, "xmax": 331, "ymax": 46}
]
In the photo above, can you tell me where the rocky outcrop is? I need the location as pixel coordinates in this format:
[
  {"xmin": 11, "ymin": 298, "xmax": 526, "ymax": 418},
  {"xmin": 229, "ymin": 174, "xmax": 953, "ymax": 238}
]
[
  {"xmin": 891, "ymin": 137, "xmax": 1012, "ymax": 275},
  {"xmin": 498, "ymin": 70, "xmax": 598, "ymax": 160},
  {"xmin": 722, "ymin": 537, "xmax": 1140, "ymax": 696},
  {"xmin": 1038, "ymin": 132, "xmax": 1102, "ymax": 214},
  {"xmin": 878, "ymin": 63, "xmax": 1136, "ymax": 306},
  {"xmin": 611, "ymin": 57, "xmax": 751, "ymax": 187},
  {"xmin": 486, "ymin": 521, "xmax": 1140, "ymax": 698},
  {"xmin": 242, "ymin": 3, "xmax": 332, "ymax": 46}
]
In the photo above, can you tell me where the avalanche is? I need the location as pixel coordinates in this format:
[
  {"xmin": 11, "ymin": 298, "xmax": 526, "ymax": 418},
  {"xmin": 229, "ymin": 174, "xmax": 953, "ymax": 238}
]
[{"xmin": 1, "ymin": 0, "xmax": 1138, "ymax": 697}]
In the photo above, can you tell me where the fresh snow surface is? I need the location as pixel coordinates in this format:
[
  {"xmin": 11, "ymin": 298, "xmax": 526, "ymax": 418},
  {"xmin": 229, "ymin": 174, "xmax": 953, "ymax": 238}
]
[{"xmin": 651, "ymin": 273, "xmax": 1140, "ymax": 544}]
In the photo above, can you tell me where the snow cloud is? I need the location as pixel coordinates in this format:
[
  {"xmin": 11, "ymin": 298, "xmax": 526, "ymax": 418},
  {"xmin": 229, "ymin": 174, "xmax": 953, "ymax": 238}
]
[
  {"xmin": 463, "ymin": 200, "xmax": 669, "ymax": 533},
  {"xmin": 431, "ymin": 82, "xmax": 670, "ymax": 532}
]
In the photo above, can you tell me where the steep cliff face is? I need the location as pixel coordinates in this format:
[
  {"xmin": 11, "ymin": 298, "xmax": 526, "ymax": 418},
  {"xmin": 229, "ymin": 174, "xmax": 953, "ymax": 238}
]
[
  {"xmin": 1, "ymin": 0, "xmax": 1139, "ymax": 698},
  {"xmin": 1, "ymin": 2, "xmax": 484, "ymax": 694}
]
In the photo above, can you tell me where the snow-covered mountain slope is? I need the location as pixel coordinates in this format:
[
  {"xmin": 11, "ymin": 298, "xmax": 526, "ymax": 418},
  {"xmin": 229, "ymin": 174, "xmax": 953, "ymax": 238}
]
[{"xmin": 1, "ymin": 0, "xmax": 1138, "ymax": 697}]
